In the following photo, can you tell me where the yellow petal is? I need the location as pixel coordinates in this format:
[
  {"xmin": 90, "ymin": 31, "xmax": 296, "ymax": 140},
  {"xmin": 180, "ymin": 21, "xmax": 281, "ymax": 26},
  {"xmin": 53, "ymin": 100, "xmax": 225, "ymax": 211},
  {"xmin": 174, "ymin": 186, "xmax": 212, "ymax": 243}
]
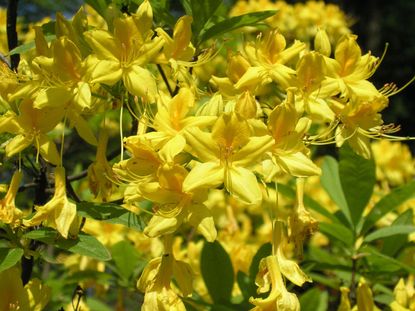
[
  {"xmin": 68, "ymin": 111, "xmax": 97, "ymax": 146},
  {"xmin": 90, "ymin": 59, "xmax": 122, "ymax": 85},
  {"xmin": 276, "ymin": 152, "xmax": 321, "ymax": 177},
  {"xmin": 188, "ymin": 203, "xmax": 217, "ymax": 242},
  {"xmin": 144, "ymin": 215, "xmax": 181, "ymax": 238},
  {"xmin": 172, "ymin": 260, "xmax": 193, "ymax": 296},
  {"xmin": 84, "ymin": 30, "xmax": 121, "ymax": 60},
  {"xmin": 123, "ymin": 65, "xmax": 157, "ymax": 102},
  {"xmin": 38, "ymin": 134, "xmax": 60, "ymax": 165},
  {"xmin": 5, "ymin": 134, "xmax": 32, "ymax": 157},
  {"xmin": 183, "ymin": 162, "xmax": 223, "ymax": 193},
  {"xmin": 25, "ymin": 278, "xmax": 51, "ymax": 311},
  {"xmin": 226, "ymin": 166, "xmax": 262, "ymax": 205}
]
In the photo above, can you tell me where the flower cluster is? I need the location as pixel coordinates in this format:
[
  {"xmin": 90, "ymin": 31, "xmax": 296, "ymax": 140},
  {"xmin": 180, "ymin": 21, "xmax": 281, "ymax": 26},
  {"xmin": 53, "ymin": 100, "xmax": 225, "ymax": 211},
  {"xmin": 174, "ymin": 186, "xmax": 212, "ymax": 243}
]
[{"xmin": 0, "ymin": 0, "xmax": 413, "ymax": 309}]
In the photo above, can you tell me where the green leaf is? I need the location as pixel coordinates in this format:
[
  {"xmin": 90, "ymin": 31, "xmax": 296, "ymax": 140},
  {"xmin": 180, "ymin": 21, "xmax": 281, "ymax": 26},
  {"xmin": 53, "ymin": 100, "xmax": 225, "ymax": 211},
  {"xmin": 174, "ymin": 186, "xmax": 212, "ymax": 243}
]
[
  {"xmin": 179, "ymin": 0, "xmax": 192, "ymax": 16},
  {"xmin": 111, "ymin": 240, "xmax": 140, "ymax": 280},
  {"xmin": 277, "ymin": 183, "xmax": 338, "ymax": 223},
  {"xmin": 382, "ymin": 209, "xmax": 414, "ymax": 256},
  {"xmin": 338, "ymin": 144, "xmax": 376, "ymax": 227},
  {"xmin": 190, "ymin": 0, "xmax": 222, "ymax": 40},
  {"xmin": 362, "ymin": 246, "xmax": 415, "ymax": 274},
  {"xmin": 364, "ymin": 225, "xmax": 415, "ymax": 243},
  {"xmin": 300, "ymin": 288, "xmax": 328, "ymax": 311},
  {"xmin": 0, "ymin": 248, "xmax": 24, "ymax": 273},
  {"xmin": 321, "ymin": 156, "xmax": 351, "ymax": 224},
  {"xmin": 361, "ymin": 180, "xmax": 415, "ymax": 235},
  {"xmin": 8, "ymin": 35, "xmax": 56, "ymax": 55},
  {"xmin": 319, "ymin": 222, "xmax": 354, "ymax": 247},
  {"xmin": 24, "ymin": 228, "xmax": 111, "ymax": 261},
  {"xmin": 76, "ymin": 201, "xmax": 147, "ymax": 231},
  {"xmin": 199, "ymin": 10, "xmax": 276, "ymax": 44},
  {"xmin": 201, "ymin": 241, "xmax": 234, "ymax": 303}
]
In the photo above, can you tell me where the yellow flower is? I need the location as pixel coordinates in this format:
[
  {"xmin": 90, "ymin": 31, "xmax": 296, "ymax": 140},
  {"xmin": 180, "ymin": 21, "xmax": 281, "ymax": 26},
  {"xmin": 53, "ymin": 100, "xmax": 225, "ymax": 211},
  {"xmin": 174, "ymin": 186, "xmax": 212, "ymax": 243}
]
[
  {"xmin": 84, "ymin": 2, "xmax": 163, "ymax": 102},
  {"xmin": 240, "ymin": 30, "xmax": 305, "ymax": 90},
  {"xmin": 0, "ymin": 267, "xmax": 51, "ymax": 311},
  {"xmin": 0, "ymin": 99, "xmax": 63, "ymax": 164},
  {"xmin": 183, "ymin": 111, "xmax": 274, "ymax": 205},
  {"xmin": 24, "ymin": 167, "xmax": 78, "ymax": 238},
  {"xmin": 137, "ymin": 236, "xmax": 192, "ymax": 311},
  {"xmin": 249, "ymin": 255, "xmax": 300, "ymax": 311},
  {"xmin": 0, "ymin": 170, "xmax": 23, "ymax": 226},
  {"xmin": 324, "ymin": 34, "xmax": 379, "ymax": 100},
  {"xmin": 267, "ymin": 89, "xmax": 321, "ymax": 178}
]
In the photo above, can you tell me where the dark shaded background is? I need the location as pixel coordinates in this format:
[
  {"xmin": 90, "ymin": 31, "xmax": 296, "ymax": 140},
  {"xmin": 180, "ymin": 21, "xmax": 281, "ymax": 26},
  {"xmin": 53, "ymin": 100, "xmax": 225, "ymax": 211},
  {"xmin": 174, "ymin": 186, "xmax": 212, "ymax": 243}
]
[{"xmin": 2, "ymin": 0, "xmax": 415, "ymax": 146}]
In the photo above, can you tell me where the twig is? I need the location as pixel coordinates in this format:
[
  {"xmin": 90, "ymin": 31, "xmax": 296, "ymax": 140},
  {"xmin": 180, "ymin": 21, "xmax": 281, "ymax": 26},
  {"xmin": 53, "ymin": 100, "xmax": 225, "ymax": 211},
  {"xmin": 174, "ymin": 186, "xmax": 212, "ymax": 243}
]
[
  {"xmin": 157, "ymin": 64, "xmax": 174, "ymax": 97},
  {"xmin": 7, "ymin": 0, "xmax": 20, "ymax": 71}
]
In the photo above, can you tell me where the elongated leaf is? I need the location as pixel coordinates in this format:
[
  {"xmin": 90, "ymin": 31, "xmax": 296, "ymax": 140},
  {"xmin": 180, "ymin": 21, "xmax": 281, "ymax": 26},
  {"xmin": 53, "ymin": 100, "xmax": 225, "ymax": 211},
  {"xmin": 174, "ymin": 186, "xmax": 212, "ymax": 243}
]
[
  {"xmin": 382, "ymin": 209, "xmax": 413, "ymax": 256},
  {"xmin": 277, "ymin": 183, "xmax": 337, "ymax": 223},
  {"xmin": 77, "ymin": 201, "xmax": 147, "ymax": 231},
  {"xmin": 321, "ymin": 156, "xmax": 351, "ymax": 224},
  {"xmin": 24, "ymin": 228, "xmax": 111, "ymax": 261},
  {"xmin": 339, "ymin": 145, "xmax": 375, "ymax": 227},
  {"xmin": 199, "ymin": 10, "xmax": 276, "ymax": 44},
  {"xmin": 364, "ymin": 225, "xmax": 415, "ymax": 243},
  {"xmin": 8, "ymin": 35, "xmax": 55, "ymax": 55},
  {"xmin": 361, "ymin": 180, "xmax": 415, "ymax": 235},
  {"xmin": 190, "ymin": 0, "xmax": 222, "ymax": 38},
  {"xmin": 201, "ymin": 241, "xmax": 234, "ymax": 303},
  {"xmin": 0, "ymin": 248, "xmax": 24, "ymax": 273},
  {"xmin": 362, "ymin": 246, "xmax": 415, "ymax": 274},
  {"xmin": 319, "ymin": 222, "xmax": 354, "ymax": 247}
]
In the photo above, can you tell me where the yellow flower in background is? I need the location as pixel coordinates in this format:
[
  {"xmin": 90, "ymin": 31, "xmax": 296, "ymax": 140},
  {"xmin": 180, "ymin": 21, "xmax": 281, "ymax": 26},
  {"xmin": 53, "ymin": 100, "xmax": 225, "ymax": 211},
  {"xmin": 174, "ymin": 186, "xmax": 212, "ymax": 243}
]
[
  {"xmin": 0, "ymin": 99, "xmax": 63, "ymax": 164},
  {"xmin": 0, "ymin": 267, "xmax": 51, "ymax": 311},
  {"xmin": 0, "ymin": 170, "xmax": 23, "ymax": 226},
  {"xmin": 250, "ymin": 255, "xmax": 301, "ymax": 311},
  {"xmin": 137, "ymin": 236, "xmax": 192, "ymax": 311},
  {"xmin": 24, "ymin": 167, "xmax": 78, "ymax": 238}
]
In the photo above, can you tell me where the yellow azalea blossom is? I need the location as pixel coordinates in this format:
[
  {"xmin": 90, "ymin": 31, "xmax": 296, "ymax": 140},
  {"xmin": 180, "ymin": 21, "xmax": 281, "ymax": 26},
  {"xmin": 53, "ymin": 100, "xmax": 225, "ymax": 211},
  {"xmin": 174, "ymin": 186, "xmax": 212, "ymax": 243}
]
[
  {"xmin": 183, "ymin": 111, "xmax": 274, "ymax": 205},
  {"xmin": 137, "ymin": 236, "xmax": 193, "ymax": 311},
  {"xmin": 267, "ymin": 89, "xmax": 321, "ymax": 179},
  {"xmin": 24, "ymin": 167, "xmax": 78, "ymax": 238},
  {"xmin": 338, "ymin": 287, "xmax": 351, "ymax": 311},
  {"xmin": 156, "ymin": 16, "xmax": 194, "ymax": 63},
  {"xmin": 0, "ymin": 267, "xmax": 51, "ymax": 311},
  {"xmin": 239, "ymin": 30, "xmax": 306, "ymax": 90},
  {"xmin": 288, "ymin": 178, "xmax": 318, "ymax": 256},
  {"xmin": 249, "ymin": 255, "xmax": 300, "ymax": 311},
  {"xmin": 295, "ymin": 51, "xmax": 336, "ymax": 123},
  {"xmin": 355, "ymin": 278, "xmax": 381, "ymax": 311},
  {"xmin": 324, "ymin": 34, "xmax": 380, "ymax": 100},
  {"xmin": 332, "ymin": 94, "xmax": 389, "ymax": 159},
  {"xmin": 84, "ymin": 3, "xmax": 163, "ymax": 102},
  {"xmin": 0, "ymin": 99, "xmax": 63, "ymax": 164},
  {"xmin": 0, "ymin": 170, "xmax": 23, "ymax": 226},
  {"xmin": 87, "ymin": 127, "xmax": 119, "ymax": 202},
  {"xmin": 150, "ymin": 87, "xmax": 216, "ymax": 146}
]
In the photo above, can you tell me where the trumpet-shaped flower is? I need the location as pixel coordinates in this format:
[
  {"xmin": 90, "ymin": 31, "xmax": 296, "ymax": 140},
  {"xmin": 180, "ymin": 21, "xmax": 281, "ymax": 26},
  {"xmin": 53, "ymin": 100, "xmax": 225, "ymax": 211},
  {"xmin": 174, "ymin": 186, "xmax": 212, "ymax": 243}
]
[
  {"xmin": 324, "ymin": 34, "xmax": 379, "ymax": 100},
  {"xmin": 267, "ymin": 89, "xmax": 321, "ymax": 179},
  {"xmin": 24, "ymin": 167, "xmax": 78, "ymax": 238},
  {"xmin": 183, "ymin": 112, "xmax": 274, "ymax": 205},
  {"xmin": 84, "ymin": 3, "xmax": 163, "ymax": 102},
  {"xmin": 137, "ymin": 236, "xmax": 193, "ymax": 311},
  {"xmin": 0, "ymin": 170, "xmax": 23, "ymax": 226},
  {"xmin": 0, "ymin": 99, "xmax": 63, "ymax": 164},
  {"xmin": 239, "ymin": 31, "xmax": 306, "ymax": 90}
]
